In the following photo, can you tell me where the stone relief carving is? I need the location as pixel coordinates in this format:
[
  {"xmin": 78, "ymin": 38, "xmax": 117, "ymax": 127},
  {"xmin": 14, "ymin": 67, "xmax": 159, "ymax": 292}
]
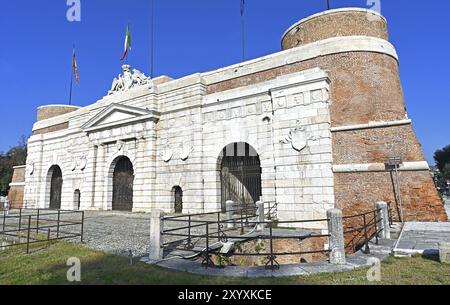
[
  {"xmin": 78, "ymin": 155, "xmax": 88, "ymax": 171},
  {"xmin": 281, "ymin": 127, "xmax": 308, "ymax": 152},
  {"xmin": 108, "ymin": 64, "xmax": 150, "ymax": 95},
  {"xmin": 70, "ymin": 158, "xmax": 77, "ymax": 171},
  {"xmin": 280, "ymin": 122, "xmax": 323, "ymax": 152},
  {"xmin": 116, "ymin": 140, "xmax": 125, "ymax": 152},
  {"xmin": 162, "ymin": 149, "xmax": 173, "ymax": 163},
  {"xmin": 180, "ymin": 144, "xmax": 194, "ymax": 161}
]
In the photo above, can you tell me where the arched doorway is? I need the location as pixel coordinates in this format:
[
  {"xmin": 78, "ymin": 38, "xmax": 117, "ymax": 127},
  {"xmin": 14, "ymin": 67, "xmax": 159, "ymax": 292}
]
[
  {"xmin": 112, "ymin": 157, "xmax": 134, "ymax": 211},
  {"xmin": 74, "ymin": 190, "xmax": 81, "ymax": 210},
  {"xmin": 172, "ymin": 186, "xmax": 183, "ymax": 214},
  {"xmin": 219, "ymin": 142, "xmax": 262, "ymax": 211},
  {"xmin": 49, "ymin": 166, "xmax": 63, "ymax": 210}
]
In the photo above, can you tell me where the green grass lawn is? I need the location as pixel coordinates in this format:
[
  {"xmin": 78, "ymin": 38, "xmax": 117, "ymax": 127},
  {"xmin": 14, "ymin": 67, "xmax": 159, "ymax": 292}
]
[{"xmin": 0, "ymin": 241, "xmax": 449, "ymax": 285}]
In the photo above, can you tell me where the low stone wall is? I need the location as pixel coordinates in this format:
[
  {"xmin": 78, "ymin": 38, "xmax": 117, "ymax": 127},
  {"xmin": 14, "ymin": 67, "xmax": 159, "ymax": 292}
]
[{"xmin": 224, "ymin": 234, "xmax": 328, "ymax": 266}]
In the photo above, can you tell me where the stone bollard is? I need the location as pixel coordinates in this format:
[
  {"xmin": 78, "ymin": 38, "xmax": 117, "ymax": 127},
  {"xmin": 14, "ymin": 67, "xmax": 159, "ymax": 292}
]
[
  {"xmin": 256, "ymin": 201, "xmax": 265, "ymax": 231},
  {"xmin": 226, "ymin": 200, "xmax": 235, "ymax": 229},
  {"xmin": 327, "ymin": 209, "xmax": 346, "ymax": 265},
  {"xmin": 439, "ymin": 242, "xmax": 450, "ymax": 263},
  {"xmin": 376, "ymin": 202, "xmax": 391, "ymax": 239},
  {"xmin": 149, "ymin": 209, "xmax": 164, "ymax": 262}
]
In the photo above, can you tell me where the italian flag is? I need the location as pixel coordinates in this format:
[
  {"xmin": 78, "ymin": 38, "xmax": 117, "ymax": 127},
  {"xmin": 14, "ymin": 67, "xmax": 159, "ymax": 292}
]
[{"xmin": 120, "ymin": 25, "xmax": 132, "ymax": 61}]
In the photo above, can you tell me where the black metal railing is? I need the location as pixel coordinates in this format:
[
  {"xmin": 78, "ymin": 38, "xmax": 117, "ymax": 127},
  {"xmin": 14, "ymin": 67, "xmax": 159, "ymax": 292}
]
[
  {"xmin": 0, "ymin": 208, "xmax": 84, "ymax": 254},
  {"xmin": 343, "ymin": 208, "xmax": 383, "ymax": 254},
  {"xmin": 161, "ymin": 207, "xmax": 330, "ymax": 270}
]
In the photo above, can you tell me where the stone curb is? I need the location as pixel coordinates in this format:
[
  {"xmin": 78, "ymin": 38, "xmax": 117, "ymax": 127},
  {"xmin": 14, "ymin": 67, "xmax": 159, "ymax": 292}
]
[{"xmin": 141, "ymin": 239, "xmax": 395, "ymax": 278}]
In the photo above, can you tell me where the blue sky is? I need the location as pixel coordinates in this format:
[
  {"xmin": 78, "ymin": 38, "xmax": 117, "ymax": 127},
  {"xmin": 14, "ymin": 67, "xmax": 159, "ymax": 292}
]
[{"xmin": 0, "ymin": 0, "xmax": 449, "ymax": 164}]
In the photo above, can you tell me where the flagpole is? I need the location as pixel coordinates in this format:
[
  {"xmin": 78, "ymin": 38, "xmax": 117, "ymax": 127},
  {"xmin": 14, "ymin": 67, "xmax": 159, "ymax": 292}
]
[
  {"xmin": 241, "ymin": 1, "xmax": 245, "ymax": 62},
  {"xmin": 151, "ymin": 0, "xmax": 155, "ymax": 78},
  {"xmin": 241, "ymin": 12, "xmax": 245, "ymax": 61},
  {"xmin": 69, "ymin": 46, "xmax": 74, "ymax": 106},
  {"xmin": 69, "ymin": 68, "xmax": 74, "ymax": 106}
]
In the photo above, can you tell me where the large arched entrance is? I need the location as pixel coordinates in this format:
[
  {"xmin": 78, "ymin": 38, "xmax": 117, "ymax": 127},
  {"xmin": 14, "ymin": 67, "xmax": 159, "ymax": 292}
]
[
  {"xmin": 112, "ymin": 156, "xmax": 134, "ymax": 211},
  {"xmin": 49, "ymin": 165, "xmax": 63, "ymax": 210},
  {"xmin": 219, "ymin": 142, "xmax": 262, "ymax": 211}
]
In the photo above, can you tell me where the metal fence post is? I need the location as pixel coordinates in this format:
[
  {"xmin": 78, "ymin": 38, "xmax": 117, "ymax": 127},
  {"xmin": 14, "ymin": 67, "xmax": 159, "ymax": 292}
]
[
  {"xmin": 269, "ymin": 224, "xmax": 274, "ymax": 270},
  {"xmin": 187, "ymin": 215, "xmax": 192, "ymax": 247},
  {"xmin": 26, "ymin": 216, "xmax": 31, "ymax": 254},
  {"xmin": 205, "ymin": 222, "xmax": 210, "ymax": 268},
  {"xmin": 373, "ymin": 210, "xmax": 379, "ymax": 245},
  {"xmin": 56, "ymin": 210, "xmax": 61, "ymax": 238},
  {"xmin": 217, "ymin": 212, "xmax": 221, "ymax": 242},
  {"xmin": 240, "ymin": 206, "xmax": 244, "ymax": 235},
  {"xmin": 18, "ymin": 209, "xmax": 22, "ymax": 232},
  {"xmin": 2, "ymin": 209, "xmax": 5, "ymax": 232},
  {"xmin": 327, "ymin": 209, "xmax": 346, "ymax": 265},
  {"xmin": 36, "ymin": 209, "xmax": 40, "ymax": 234},
  {"xmin": 80, "ymin": 211, "xmax": 85, "ymax": 243},
  {"xmin": 363, "ymin": 213, "xmax": 370, "ymax": 254}
]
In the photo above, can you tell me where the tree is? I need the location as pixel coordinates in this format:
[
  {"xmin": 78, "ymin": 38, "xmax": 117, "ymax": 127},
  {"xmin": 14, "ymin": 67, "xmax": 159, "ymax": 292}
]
[
  {"xmin": 434, "ymin": 145, "xmax": 450, "ymax": 173},
  {"xmin": 443, "ymin": 163, "xmax": 450, "ymax": 182},
  {"xmin": 0, "ymin": 136, "xmax": 28, "ymax": 196}
]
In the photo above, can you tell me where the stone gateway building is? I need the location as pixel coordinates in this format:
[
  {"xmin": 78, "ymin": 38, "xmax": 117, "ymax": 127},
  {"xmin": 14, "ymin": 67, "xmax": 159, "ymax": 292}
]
[{"xmin": 12, "ymin": 8, "xmax": 447, "ymax": 223}]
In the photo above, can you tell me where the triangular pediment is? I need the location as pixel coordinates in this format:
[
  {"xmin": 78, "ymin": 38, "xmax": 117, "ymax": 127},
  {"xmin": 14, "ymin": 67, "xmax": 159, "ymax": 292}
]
[{"xmin": 82, "ymin": 103, "xmax": 160, "ymax": 132}]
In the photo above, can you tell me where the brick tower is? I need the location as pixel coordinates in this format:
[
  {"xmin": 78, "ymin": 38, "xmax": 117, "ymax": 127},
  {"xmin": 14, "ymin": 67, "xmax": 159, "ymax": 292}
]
[{"xmin": 281, "ymin": 8, "xmax": 446, "ymax": 221}]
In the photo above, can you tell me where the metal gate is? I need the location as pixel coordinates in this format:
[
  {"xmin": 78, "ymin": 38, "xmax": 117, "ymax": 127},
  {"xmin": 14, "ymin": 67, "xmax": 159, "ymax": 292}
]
[
  {"xmin": 112, "ymin": 157, "xmax": 134, "ymax": 211},
  {"xmin": 49, "ymin": 166, "xmax": 62, "ymax": 210},
  {"xmin": 220, "ymin": 143, "xmax": 262, "ymax": 211}
]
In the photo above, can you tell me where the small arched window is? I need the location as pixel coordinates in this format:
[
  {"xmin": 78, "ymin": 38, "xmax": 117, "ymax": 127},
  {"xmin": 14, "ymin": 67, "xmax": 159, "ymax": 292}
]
[{"xmin": 172, "ymin": 186, "xmax": 183, "ymax": 214}]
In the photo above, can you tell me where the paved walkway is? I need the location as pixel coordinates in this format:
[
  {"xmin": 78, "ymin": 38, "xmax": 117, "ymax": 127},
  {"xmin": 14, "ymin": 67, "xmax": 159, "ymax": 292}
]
[{"xmin": 394, "ymin": 222, "xmax": 450, "ymax": 256}]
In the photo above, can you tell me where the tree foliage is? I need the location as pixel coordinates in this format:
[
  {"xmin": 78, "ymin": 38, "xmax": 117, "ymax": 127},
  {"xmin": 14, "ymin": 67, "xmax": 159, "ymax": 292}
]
[
  {"xmin": 434, "ymin": 145, "xmax": 450, "ymax": 173},
  {"xmin": 0, "ymin": 136, "xmax": 28, "ymax": 196}
]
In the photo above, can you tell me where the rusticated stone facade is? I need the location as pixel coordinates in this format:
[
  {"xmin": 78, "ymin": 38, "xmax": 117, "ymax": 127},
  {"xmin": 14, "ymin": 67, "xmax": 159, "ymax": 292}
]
[{"xmin": 17, "ymin": 8, "xmax": 446, "ymax": 227}]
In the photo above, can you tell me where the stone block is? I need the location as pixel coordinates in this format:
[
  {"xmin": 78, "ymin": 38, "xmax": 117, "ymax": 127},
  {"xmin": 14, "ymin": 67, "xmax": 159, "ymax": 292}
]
[{"xmin": 439, "ymin": 243, "xmax": 450, "ymax": 263}]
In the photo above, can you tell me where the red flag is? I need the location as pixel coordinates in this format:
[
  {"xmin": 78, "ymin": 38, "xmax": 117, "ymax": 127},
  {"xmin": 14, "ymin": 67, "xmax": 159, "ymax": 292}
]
[{"xmin": 72, "ymin": 48, "xmax": 79, "ymax": 84}]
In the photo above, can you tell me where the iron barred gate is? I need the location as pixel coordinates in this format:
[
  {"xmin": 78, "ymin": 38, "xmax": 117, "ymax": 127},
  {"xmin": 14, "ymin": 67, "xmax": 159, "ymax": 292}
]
[
  {"xmin": 220, "ymin": 143, "xmax": 262, "ymax": 212},
  {"xmin": 112, "ymin": 157, "xmax": 134, "ymax": 211},
  {"xmin": 49, "ymin": 166, "xmax": 63, "ymax": 210}
]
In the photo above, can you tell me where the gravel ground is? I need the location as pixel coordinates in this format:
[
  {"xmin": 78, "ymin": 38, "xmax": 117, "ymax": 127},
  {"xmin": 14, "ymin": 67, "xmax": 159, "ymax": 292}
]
[
  {"xmin": 2, "ymin": 209, "xmax": 258, "ymax": 259},
  {"xmin": 80, "ymin": 211, "xmax": 152, "ymax": 258},
  {"xmin": 75, "ymin": 211, "xmax": 233, "ymax": 258}
]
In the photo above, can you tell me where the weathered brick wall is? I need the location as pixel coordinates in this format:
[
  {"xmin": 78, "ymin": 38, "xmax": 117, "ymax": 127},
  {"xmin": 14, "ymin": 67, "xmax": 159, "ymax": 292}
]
[
  {"xmin": 8, "ymin": 166, "xmax": 26, "ymax": 209},
  {"xmin": 8, "ymin": 187, "xmax": 24, "ymax": 208},
  {"xmin": 282, "ymin": 9, "xmax": 388, "ymax": 50},
  {"xmin": 32, "ymin": 122, "xmax": 69, "ymax": 135},
  {"xmin": 37, "ymin": 105, "xmax": 80, "ymax": 122},
  {"xmin": 11, "ymin": 166, "xmax": 25, "ymax": 183},
  {"xmin": 335, "ymin": 171, "xmax": 447, "ymax": 222},
  {"xmin": 208, "ymin": 52, "xmax": 406, "ymax": 127},
  {"xmin": 332, "ymin": 125, "xmax": 425, "ymax": 164}
]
